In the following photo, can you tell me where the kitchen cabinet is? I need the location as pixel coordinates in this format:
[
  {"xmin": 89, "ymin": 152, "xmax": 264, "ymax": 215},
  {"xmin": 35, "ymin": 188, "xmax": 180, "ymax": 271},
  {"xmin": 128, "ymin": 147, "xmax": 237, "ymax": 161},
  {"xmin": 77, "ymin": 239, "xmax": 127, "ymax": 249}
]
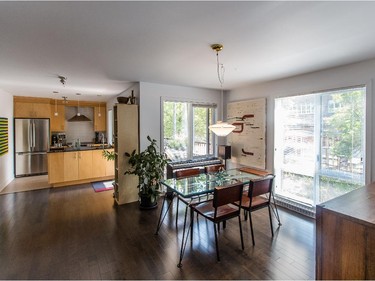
[
  {"xmin": 94, "ymin": 105, "xmax": 106, "ymax": 132},
  {"xmin": 92, "ymin": 149, "xmax": 114, "ymax": 178},
  {"xmin": 92, "ymin": 149, "xmax": 107, "ymax": 177},
  {"xmin": 14, "ymin": 97, "xmax": 51, "ymax": 118},
  {"xmin": 47, "ymin": 152, "xmax": 64, "ymax": 184},
  {"xmin": 106, "ymin": 153, "xmax": 115, "ymax": 176},
  {"xmin": 48, "ymin": 148, "xmax": 114, "ymax": 187},
  {"xmin": 78, "ymin": 150, "xmax": 93, "ymax": 180},
  {"xmin": 113, "ymin": 104, "xmax": 139, "ymax": 205},
  {"xmin": 63, "ymin": 150, "xmax": 92, "ymax": 182},
  {"xmin": 64, "ymin": 151, "xmax": 79, "ymax": 182},
  {"xmin": 50, "ymin": 104, "xmax": 65, "ymax": 132}
]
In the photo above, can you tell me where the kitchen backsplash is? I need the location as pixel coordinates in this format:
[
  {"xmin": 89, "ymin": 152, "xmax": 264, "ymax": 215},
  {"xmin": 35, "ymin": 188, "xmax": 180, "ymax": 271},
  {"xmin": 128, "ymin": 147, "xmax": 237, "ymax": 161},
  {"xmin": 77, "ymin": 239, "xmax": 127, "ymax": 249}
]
[{"xmin": 65, "ymin": 106, "xmax": 95, "ymax": 144}]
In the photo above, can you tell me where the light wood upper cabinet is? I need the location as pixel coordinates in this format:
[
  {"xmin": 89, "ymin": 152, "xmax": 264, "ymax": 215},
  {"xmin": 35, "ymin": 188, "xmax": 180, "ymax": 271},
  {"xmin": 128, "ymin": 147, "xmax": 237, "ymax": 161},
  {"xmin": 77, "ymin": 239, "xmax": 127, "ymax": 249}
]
[
  {"xmin": 14, "ymin": 101, "xmax": 51, "ymax": 118},
  {"xmin": 94, "ymin": 106, "xmax": 106, "ymax": 132},
  {"xmin": 50, "ymin": 104, "xmax": 65, "ymax": 132}
]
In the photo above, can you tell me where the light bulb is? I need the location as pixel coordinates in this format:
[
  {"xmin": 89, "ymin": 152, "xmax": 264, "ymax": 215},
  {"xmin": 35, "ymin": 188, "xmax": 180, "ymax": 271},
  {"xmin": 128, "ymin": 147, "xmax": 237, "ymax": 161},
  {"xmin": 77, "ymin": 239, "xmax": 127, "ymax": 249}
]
[{"xmin": 54, "ymin": 112, "xmax": 59, "ymax": 116}]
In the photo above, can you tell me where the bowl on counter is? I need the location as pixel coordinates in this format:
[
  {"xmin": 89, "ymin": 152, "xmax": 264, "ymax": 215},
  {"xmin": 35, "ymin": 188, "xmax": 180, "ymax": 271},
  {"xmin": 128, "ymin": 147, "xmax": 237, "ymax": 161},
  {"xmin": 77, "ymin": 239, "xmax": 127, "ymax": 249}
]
[{"xmin": 117, "ymin": 97, "xmax": 129, "ymax": 104}]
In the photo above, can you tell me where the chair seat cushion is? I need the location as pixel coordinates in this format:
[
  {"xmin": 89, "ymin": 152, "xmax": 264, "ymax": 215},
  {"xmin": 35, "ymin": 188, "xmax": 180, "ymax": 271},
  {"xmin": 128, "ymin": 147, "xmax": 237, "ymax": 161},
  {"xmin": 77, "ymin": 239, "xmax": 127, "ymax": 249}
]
[{"xmin": 191, "ymin": 200, "xmax": 239, "ymax": 221}]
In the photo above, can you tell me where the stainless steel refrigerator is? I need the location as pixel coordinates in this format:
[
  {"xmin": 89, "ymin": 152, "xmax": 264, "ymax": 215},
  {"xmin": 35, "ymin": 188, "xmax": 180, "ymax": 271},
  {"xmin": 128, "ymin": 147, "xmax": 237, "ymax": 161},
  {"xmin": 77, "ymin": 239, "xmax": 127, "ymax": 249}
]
[{"xmin": 14, "ymin": 118, "xmax": 50, "ymax": 177}]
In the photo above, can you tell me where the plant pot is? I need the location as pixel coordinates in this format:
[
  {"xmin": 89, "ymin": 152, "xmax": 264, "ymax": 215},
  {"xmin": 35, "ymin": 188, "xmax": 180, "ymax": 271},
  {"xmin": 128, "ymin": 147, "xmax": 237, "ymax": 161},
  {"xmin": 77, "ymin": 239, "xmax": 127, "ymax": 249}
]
[{"xmin": 139, "ymin": 195, "xmax": 158, "ymax": 210}]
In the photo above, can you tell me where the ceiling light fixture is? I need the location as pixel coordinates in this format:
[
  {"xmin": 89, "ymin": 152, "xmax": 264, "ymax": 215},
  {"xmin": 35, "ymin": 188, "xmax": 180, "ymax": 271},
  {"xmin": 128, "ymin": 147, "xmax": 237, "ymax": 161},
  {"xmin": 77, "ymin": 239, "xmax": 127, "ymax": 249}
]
[
  {"xmin": 208, "ymin": 44, "xmax": 236, "ymax": 137},
  {"xmin": 58, "ymin": 75, "xmax": 67, "ymax": 87}
]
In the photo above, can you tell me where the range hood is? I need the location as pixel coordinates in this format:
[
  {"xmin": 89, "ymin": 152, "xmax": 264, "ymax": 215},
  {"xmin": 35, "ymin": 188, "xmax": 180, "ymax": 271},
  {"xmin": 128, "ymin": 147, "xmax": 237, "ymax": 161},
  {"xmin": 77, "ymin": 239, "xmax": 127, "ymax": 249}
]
[{"xmin": 68, "ymin": 113, "xmax": 91, "ymax": 122}]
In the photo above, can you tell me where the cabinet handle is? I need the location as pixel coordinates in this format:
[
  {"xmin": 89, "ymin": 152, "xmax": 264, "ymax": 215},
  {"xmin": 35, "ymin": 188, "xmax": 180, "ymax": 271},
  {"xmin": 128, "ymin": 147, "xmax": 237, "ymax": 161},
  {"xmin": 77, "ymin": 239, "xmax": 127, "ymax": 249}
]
[{"xmin": 78, "ymin": 152, "xmax": 81, "ymax": 159}]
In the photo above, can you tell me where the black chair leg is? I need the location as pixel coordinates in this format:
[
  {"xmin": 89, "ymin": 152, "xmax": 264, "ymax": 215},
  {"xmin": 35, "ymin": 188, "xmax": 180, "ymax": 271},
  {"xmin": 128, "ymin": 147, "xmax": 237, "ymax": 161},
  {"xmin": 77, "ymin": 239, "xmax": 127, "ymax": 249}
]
[
  {"xmin": 190, "ymin": 206, "xmax": 194, "ymax": 243},
  {"xmin": 249, "ymin": 212, "xmax": 255, "ymax": 246},
  {"xmin": 268, "ymin": 205, "xmax": 274, "ymax": 237},
  {"xmin": 175, "ymin": 197, "xmax": 180, "ymax": 227},
  {"xmin": 214, "ymin": 223, "xmax": 220, "ymax": 262},
  {"xmin": 238, "ymin": 216, "xmax": 244, "ymax": 250}
]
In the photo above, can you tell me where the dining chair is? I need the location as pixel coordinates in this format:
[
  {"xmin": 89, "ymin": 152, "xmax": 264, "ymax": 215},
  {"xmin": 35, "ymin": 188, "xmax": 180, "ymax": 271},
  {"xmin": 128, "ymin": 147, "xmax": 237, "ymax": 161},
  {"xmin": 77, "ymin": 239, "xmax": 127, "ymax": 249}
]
[
  {"xmin": 204, "ymin": 164, "xmax": 225, "ymax": 174},
  {"xmin": 174, "ymin": 167, "xmax": 201, "ymax": 226},
  {"xmin": 190, "ymin": 182, "xmax": 244, "ymax": 262},
  {"xmin": 234, "ymin": 174, "xmax": 279, "ymax": 246}
]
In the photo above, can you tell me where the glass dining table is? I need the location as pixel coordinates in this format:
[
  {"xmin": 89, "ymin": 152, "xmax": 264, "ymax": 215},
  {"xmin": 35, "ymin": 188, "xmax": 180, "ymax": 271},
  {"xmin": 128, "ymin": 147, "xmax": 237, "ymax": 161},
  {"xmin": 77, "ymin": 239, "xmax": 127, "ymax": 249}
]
[{"xmin": 155, "ymin": 167, "xmax": 273, "ymax": 267}]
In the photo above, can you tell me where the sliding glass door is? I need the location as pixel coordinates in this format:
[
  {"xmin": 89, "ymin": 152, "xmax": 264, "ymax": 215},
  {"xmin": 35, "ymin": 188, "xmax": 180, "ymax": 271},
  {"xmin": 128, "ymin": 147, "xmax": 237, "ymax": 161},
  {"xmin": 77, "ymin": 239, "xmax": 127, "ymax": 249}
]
[{"xmin": 274, "ymin": 87, "xmax": 365, "ymax": 209}]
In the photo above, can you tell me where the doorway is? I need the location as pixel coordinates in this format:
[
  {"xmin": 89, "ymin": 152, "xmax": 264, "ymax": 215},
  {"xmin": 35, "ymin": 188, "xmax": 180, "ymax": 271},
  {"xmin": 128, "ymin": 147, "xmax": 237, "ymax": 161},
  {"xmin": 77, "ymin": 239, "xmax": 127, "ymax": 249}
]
[{"xmin": 274, "ymin": 86, "xmax": 366, "ymax": 213}]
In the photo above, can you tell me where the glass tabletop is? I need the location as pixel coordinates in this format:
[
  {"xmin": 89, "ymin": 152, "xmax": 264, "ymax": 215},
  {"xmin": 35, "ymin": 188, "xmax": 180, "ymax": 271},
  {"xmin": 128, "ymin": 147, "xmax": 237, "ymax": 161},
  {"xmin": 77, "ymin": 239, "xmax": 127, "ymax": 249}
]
[{"xmin": 161, "ymin": 168, "xmax": 264, "ymax": 198}]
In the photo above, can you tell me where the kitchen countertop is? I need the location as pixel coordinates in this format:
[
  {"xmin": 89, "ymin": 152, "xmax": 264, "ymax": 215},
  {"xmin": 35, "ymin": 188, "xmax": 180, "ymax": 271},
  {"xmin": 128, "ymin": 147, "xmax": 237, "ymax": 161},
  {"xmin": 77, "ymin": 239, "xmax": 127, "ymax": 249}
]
[{"xmin": 48, "ymin": 145, "xmax": 113, "ymax": 153}]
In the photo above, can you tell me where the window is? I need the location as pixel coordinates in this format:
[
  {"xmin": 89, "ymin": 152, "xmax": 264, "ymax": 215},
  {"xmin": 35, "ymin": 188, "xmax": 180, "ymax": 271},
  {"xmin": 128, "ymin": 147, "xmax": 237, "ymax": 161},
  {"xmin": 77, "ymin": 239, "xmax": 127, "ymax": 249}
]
[
  {"xmin": 274, "ymin": 86, "xmax": 366, "ymax": 212},
  {"xmin": 162, "ymin": 100, "xmax": 216, "ymax": 161}
]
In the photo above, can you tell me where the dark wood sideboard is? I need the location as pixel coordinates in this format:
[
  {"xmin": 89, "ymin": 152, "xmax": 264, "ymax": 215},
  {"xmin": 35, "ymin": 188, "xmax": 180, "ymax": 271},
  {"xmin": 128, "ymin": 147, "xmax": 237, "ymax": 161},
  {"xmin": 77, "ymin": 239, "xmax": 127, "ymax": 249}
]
[{"xmin": 316, "ymin": 182, "xmax": 375, "ymax": 279}]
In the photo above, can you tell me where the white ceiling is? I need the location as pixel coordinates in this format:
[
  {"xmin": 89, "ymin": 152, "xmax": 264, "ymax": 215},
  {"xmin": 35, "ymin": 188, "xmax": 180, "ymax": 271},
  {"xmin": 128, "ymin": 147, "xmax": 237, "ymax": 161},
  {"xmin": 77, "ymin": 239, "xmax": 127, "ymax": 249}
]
[{"xmin": 1, "ymin": 1, "xmax": 375, "ymax": 101}]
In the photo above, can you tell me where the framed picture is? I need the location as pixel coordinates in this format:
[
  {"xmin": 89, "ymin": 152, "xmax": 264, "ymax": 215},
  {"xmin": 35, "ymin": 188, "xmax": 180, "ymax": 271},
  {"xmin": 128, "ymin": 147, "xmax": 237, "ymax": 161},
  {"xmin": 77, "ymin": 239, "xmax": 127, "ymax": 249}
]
[
  {"xmin": 0, "ymin": 117, "xmax": 9, "ymax": 156},
  {"xmin": 227, "ymin": 98, "xmax": 266, "ymax": 169}
]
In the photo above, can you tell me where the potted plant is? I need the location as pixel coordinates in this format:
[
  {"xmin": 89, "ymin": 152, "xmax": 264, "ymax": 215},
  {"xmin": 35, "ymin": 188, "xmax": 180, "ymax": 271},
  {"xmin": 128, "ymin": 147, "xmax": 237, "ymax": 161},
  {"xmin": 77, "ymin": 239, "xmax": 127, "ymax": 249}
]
[
  {"xmin": 102, "ymin": 149, "xmax": 115, "ymax": 161},
  {"xmin": 124, "ymin": 136, "xmax": 169, "ymax": 209}
]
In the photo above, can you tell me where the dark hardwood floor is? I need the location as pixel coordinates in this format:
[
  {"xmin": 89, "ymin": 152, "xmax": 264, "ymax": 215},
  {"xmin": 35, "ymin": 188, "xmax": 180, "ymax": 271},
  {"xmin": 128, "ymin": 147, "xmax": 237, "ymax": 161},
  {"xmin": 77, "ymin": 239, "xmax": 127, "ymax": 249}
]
[{"xmin": 0, "ymin": 183, "xmax": 315, "ymax": 279}]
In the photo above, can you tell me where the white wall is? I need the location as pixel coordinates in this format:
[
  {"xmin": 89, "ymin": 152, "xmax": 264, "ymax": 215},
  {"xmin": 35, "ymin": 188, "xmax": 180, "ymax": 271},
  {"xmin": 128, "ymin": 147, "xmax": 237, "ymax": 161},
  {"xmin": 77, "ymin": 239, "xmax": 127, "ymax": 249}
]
[
  {"xmin": 227, "ymin": 58, "xmax": 375, "ymax": 183},
  {"xmin": 139, "ymin": 82, "xmax": 221, "ymax": 151},
  {"xmin": 0, "ymin": 91, "xmax": 14, "ymax": 191}
]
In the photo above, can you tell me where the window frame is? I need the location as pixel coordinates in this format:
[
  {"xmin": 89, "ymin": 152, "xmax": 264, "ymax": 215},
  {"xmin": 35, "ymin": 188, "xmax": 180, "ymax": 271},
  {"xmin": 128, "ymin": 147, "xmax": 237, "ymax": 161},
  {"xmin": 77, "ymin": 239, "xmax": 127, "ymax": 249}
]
[{"xmin": 160, "ymin": 97, "xmax": 217, "ymax": 161}]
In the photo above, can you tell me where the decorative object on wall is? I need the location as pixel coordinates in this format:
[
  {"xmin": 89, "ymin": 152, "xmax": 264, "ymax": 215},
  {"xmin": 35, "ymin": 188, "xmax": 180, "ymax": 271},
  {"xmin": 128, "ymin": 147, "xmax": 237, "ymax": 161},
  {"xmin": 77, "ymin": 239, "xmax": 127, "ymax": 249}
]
[
  {"xmin": 208, "ymin": 43, "xmax": 236, "ymax": 137},
  {"xmin": 227, "ymin": 98, "xmax": 266, "ymax": 169},
  {"xmin": 0, "ymin": 117, "xmax": 9, "ymax": 156}
]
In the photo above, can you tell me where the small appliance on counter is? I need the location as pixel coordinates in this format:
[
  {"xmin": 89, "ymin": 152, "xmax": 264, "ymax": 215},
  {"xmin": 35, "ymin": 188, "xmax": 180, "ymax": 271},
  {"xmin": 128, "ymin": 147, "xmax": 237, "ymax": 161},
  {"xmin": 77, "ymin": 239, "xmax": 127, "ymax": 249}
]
[
  {"xmin": 51, "ymin": 133, "xmax": 66, "ymax": 147},
  {"xmin": 95, "ymin": 132, "xmax": 106, "ymax": 144}
]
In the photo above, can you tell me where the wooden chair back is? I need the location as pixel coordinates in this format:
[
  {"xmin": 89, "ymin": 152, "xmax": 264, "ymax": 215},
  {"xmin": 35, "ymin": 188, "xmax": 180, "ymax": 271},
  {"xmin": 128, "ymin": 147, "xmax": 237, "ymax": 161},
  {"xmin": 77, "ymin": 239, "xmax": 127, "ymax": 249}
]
[
  {"xmin": 175, "ymin": 167, "xmax": 201, "ymax": 179},
  {"xmin": 248, "ymin": 175, "xmax": 275, "ymax": 201},
  {"xmin": 213, "ymin": 182, "xmax": 243, "ymax": 209},
  {"xmin": 205, "ymin": 164, "xmax": 225, "ymax": 174}
]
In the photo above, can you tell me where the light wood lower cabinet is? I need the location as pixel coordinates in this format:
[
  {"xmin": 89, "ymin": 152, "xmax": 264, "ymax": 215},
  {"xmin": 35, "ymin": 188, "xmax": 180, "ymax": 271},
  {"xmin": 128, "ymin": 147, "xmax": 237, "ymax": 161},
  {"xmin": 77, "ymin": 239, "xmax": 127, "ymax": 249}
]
[
  {"xmin": 48, "ymin": 152, "xmax": 65, "ymax": 184},
  {"xmin": 64, "ymin": 151, "xmax": 92, "ymax": 181},
  {"xmin": 48, "ymin": 149, "xmax": 114, "ymax": 186},
  {"xmin": 92, "ymin": 149, "xmax": 115, "ymax": 178},
  {"xmin": 77, "ymin": 150, "xmax": 93, "ymax": 180}
]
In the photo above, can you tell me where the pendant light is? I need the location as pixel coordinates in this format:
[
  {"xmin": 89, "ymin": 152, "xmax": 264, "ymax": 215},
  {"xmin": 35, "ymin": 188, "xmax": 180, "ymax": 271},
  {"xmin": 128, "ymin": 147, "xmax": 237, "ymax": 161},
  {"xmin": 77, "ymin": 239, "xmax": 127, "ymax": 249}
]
[
  {"xmin": 53, "ymin": 91, "xmax": 59, "ymax": 116},
  {"xmin": 208, "ymin": 44, "xmax": 235, "ymax": 137},
  {"xmin": 97, "ymin": 95, "xmax": 101, "ymax": 117}
]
